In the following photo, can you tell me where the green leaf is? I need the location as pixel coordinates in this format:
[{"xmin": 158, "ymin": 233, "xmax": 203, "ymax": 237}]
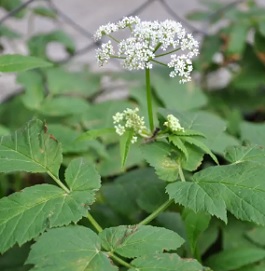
[
  {"xmin": 0, "ymin": 0, "xmax": 25, "ymax": 18},
  {"xmin": 167, "ymin": 162, "xmax": 265, "ymax": 225},
  {"xmin": 102, "ymin": 168, "xmax": 167, "ymax": 217},
  {"xmin": 27, "ymin": 226, "xmax": 117, "ymax": 271},
  {"xmin": 225, "ymin": 145, "xmax": 265, "ymax": 166},
  {"xmin": 32, "ymin": 7, "xmax": 57, "ymax": 18},
  {"xmin": 17, "ymin": 71, "xmax": 45, "ymax": 110},
  {"xmin": 240, "ymin": 121, "xmax": 265, "ymax": 146},
  {"xmin": 152, "ymin": 74, "xmax": 208, "ymax": 111},
  {"xmin": 46, "ymin": 68, "xmax": 100, "ymax": 97},
  {"xmin": 120, "ymin": 129, "xmax": 134, "ymax": 167},
  {"xmin": 39, "ymin": 96, "xmax": 90, "ymax": 117},
  {"xmin": 182, "ymin": 136, "xmax": 219, "ymax": 164},
  {"xmin": 48, "ymin": 124, "xmax": 100, "ymax": 154},
  {"xmin": 65, "ymin": 157, "xmax": 101, "ymax": 192},
  {"xmin": 182, "ymin": 209, "xmax": 210, "ymax": 256},
  {"xmin": 141, "ymin": 142, "xmax": 179, "ymax": 182},
  {"xmin": 129, "ymin": 253, "xmax": 202, "ymax": 271},
  {"xmin": 28, "ymin": 31, "xmax": 75, "ymax": 59},
  {"xmin": 246, "ymin": 226, "xmax": 265, "ymax": 247},
  {"xmin": 0, "ymin": 119, "xmax": 62, "ymax": 176},
  {"xmin": 168, "ymin": 135, "xmax": 189, "ymax": 161},
  {"xmin": 226, "ymin": 23, "xmax": 249, "ymax": 56},
  {"xmin": 0, "ymin": 55, "xmax": 51, "ymax": 72},
  {"xmin": 0, "ymin": 25, "xmax": 20, "ymax": 39},
  {"xmin": 0, "ymin": 158, "xmax": 100, "ymax": 254},
  {"xmin": 98, "ymin": 144, "xmax": 143, "ymax": 177},
  {"xmin": 99, "ymin": 225, "xmax": 184, "ymax": 258},
  {"xmin": 205, "ymin": 248, "xmax": 265, "ymax": 271}
]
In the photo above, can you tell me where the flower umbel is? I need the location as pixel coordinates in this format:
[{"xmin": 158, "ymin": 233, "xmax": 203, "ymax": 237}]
[
  {"xmin": 164, "ymin": 114, "xmax": 184, "ymax": 133},
  {"xmin": 113, "ymin": 108, "xmax": 148, "ymax": 143},
  {"xmin": 95, "ymin": 16, "xmax": 199, "ymax": 83}
]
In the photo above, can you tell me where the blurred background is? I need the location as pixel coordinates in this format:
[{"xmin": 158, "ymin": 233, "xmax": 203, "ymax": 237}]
[{"xmin": 1, "ymin": 0, "xmax": 264, "ymax": 102}]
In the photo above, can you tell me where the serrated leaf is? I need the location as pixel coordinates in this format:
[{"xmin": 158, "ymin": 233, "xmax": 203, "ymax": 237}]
[
  {"xmin": 141, "ymin": 142, "xmax": 179, "ymax": 182},
  {"xmin": 99, "ymin": 225, "xmax": 184, "ymax": 258},
  {"xmin": 65, "ymin": 157, "xmax": 101, "ymax": 192},
  {"xmin": 167, "ymin": 162, "xmax": 265, "ymax": 225},
  {"xmin": 225, "ymin": 145, "xmax": 265, "ymax": 166},
  {"xmin": 182, "ymin": 136, "xmax": 219, "ymax": 164},
  {"xmin": 168, "ymin": 135, "xmax": 189, "ymax": 160},
  {"xmin": 0, "ymin": 55, "xmax": 51, "ymax": 72},
  {"xmin": 27, "ymin": 226, "xmax": 118, "ymax": 271},
  {"xmin": 205, "ymin": 248, "xmax": 265, "ymax": 271},
  {"xmin": 0, "ymin": 119, "xmax": 62, "ymax": 176},
  {"xmin": 0, "ymin": 158, "xmax": 100, "ymax": 254},
  {"xmin": 129, "ymin": 253, "xmax": 202, "ymax": 271}
]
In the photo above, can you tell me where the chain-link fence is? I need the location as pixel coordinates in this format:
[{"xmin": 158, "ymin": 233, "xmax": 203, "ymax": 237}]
[{"xmin": 0, "ymin": 0, "xmax": 254, "ymax": 100}]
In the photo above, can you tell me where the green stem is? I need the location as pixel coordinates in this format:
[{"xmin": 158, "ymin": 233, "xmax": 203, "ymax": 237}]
[
  {"xmin": 108, "ymin": 252, "xmax": 134, "ymax": 269},
  {"xmin": 155, "ymin": 47, "xmax": 180, "ymax": 58},
  {"xmin": 139, "ymin": 198, "xmax": 174, "ymax": 225},
  {"xmin": 87, "ymin": 212, "xmax": 103, "ymax": 233},
  {"xmin": 47, "ymin": 171, "xmax": 70, "ymax": 193},
  {"xmin": 178, "ymin": 165, "xmax": 186, "ymax": 182},
  {"xmin": 107, "ymin": 34, "xmax": 120, "ymax": 43},
  {"xmin": 151, "ymin": 59, "xmax": 168, "ymax": 67},
  {"xmin": 145, "ymin": 68, "xmax": 154, "ymax": 132},
  {"xmin": 87, "ymin": 213, "xmax": 134, "ymax": 268}
]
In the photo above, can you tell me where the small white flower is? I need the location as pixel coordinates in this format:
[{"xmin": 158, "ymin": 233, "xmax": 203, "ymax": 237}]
[
  {"xmin": 96, "ymin": 41, "xmax": 114, "ymax": 66},
  {"xmin": 95, "ymin": 16, "xmax": 199, "ymax": 83},
  {"xmin": 113, "ymin": 107, "xmax": 148, "ymax": 143},
  {"xmin": 164, "ymin": 114, "xmax": 184, "ymax": 132}
]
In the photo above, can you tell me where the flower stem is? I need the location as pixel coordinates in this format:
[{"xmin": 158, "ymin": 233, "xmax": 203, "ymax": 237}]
[
  {"xmin": 47, "ymin": 171, "xmax": 70, "ymax": 193},
  {"xmin": 155, "ymin": 47, "xmax": 181, "ymax": 58},
  {"xmin": 139, "ymin": 198, "xmax": 174, "ymax": 225},
  {"xmin": 87, "ymin": 212, "xmax": 103, "ymax": 233},
  {"xmin": 145, "ymin": 68, "xmax": 154, "ymax": 132}
]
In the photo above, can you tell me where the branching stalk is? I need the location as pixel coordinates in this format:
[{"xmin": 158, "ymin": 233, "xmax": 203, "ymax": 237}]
[{"xmin": 139, "ymin": 198, "xmax": 174, "ymax": 225}]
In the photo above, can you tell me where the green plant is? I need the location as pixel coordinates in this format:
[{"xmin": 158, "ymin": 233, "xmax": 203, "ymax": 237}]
[{"xmin": 1, "ymin": 1, "xmax": 265, "ymax": 271}]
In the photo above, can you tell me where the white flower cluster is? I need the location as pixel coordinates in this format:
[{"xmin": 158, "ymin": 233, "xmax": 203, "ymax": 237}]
[
  {"xmin": 113, "ymin": 107, "xmax": 147, "ymax": 143},
  {"xmin": 94, "ymin": 16, "xmax": 199, "ymax": 83},
  {"xmin": 164, "ymin": 114, "xmax": 184, "ymax": 132}
]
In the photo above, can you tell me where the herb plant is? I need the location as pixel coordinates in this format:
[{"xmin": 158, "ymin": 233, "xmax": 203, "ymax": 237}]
[{"xmin": 1, "ymin": 2, "xmax": 265, "ymax": 271}]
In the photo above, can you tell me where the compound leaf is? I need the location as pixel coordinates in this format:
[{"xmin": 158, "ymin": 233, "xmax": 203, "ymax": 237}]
[
  {"xmin": 167, "ymin": 162, "xmax": 265, "ymax": 225},
  {"xmin": 99, "ymin": 225, "xmax": 184, "ymax": 258},
  {"xmin": 129, "ymin": 253, "xmax": 202, "ymax": 271},
  {"xmin": 0, "ymin": 158, "xmax": 101, "ymax": 254},
  {"xmin": 27, "ymin": 226, "xmax": 118, "ymax": 271},
  {"xmin": 0, "ymin": 119, "xmax": 62, "ymax": 176}
]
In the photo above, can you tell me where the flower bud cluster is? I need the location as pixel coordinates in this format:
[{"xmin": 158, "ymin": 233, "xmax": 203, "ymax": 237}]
[
  {"xmin": 113, "ymin": 108, "xmax": 147, "ymax": 143},
  {"xmin": 94, "ymin": 16, "xmax": 199, "ymax": 83},
  {"xmin": 164, "ymin": 114, "xmax": 184, "ymax": 132}
]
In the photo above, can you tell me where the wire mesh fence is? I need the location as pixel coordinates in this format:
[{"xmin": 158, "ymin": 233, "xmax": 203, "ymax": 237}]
[{"xmin": 0, "ymin": 0, "xmax": 251, "ymax": 100}]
